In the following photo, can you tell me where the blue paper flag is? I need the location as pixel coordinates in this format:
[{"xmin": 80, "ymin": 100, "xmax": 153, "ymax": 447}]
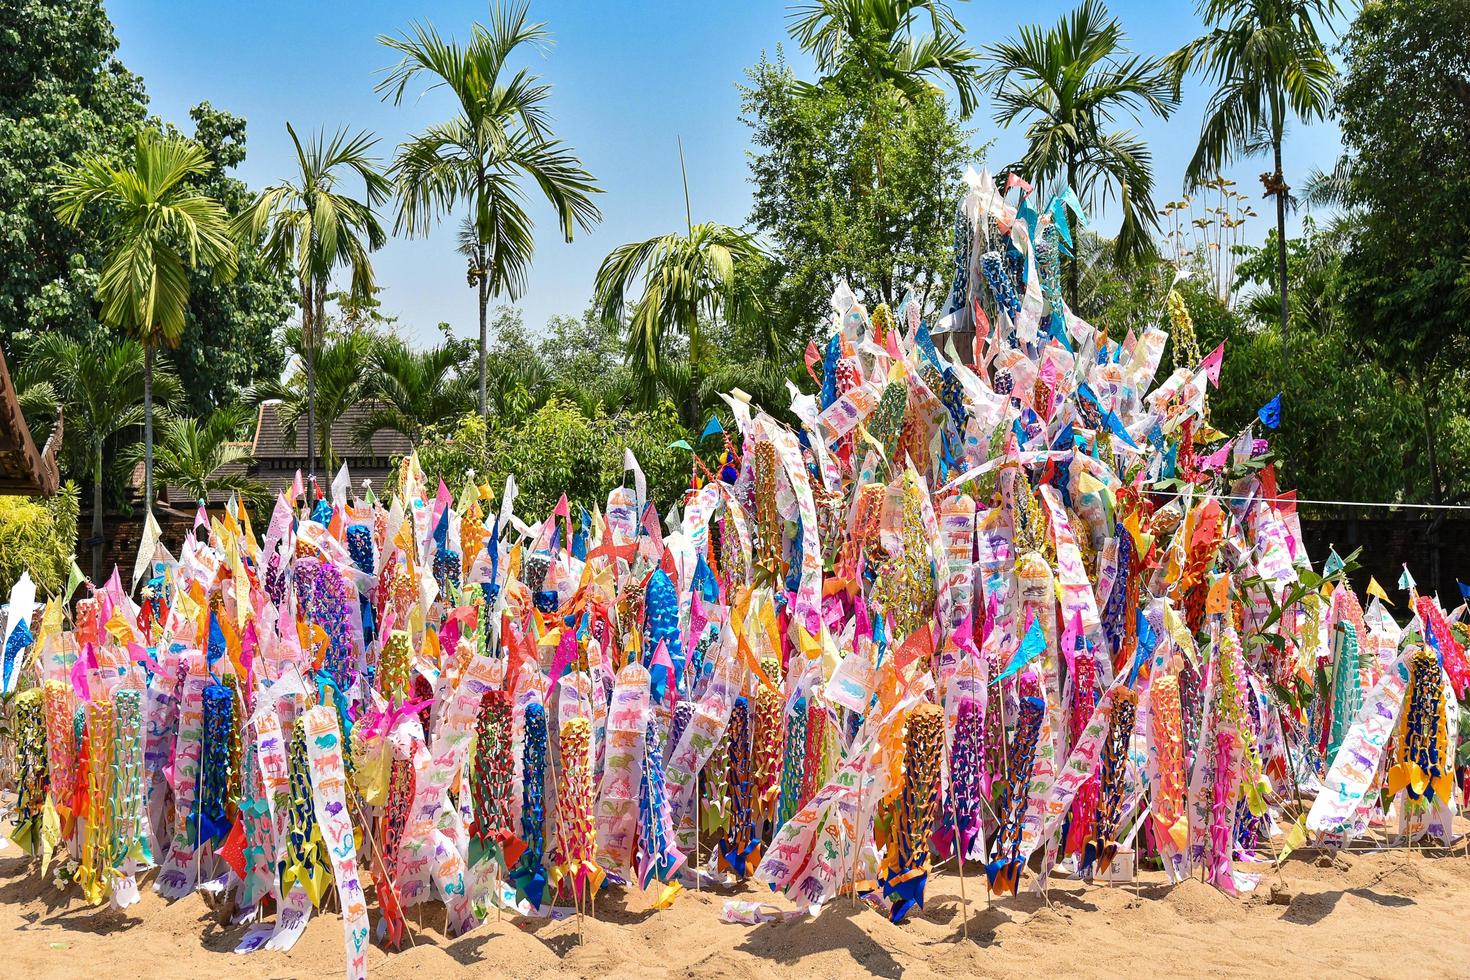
[
  {"xmin": 700, "ymin": 416, "xmax": 724, "ymax": 441},
  {"xmin": 996, "ymin": 616, "xmax": 1047, "ymax": 683},
  {"xmin": 1257, "ymin": 393, "xmax": 1283, "ymax": 429}
]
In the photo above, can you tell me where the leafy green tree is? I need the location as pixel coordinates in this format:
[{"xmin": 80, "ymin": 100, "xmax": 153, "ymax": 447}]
[
  {"xmin": 0, "ymin": 483, "xmax": 80, "ymax": 597},
  {"xmin": 236, "ymin": 123, "xmax": 390, "ymax": 482},
  {"xmin": 16, "ymin": 334, "xmax": 180, "ymax": 579},
  {"xmin": 594, "ymin": 221, "xmax": 766, "ymax": 425},
  {"xmin": 1167, "ymin": 0, "xmax": 1341, "ymax": 335},
  {"xmin": 253, "ymin": 325, "xmax": 375, "ymax": 474},
  {"xmin": 358, "ymin": 333, "xmax": 475, "ymax": 446},
  {"xmin": 168, "ymin": 102, "xmax": 294, "ymax": 417},
  {"xmin": 740, "ymin": 50, "xmax": 972, "ymax": 335},
  {"xmin": 0, "ymin": 0, "xmax": 148, "ymax": 355},
  {"xmin": 123, "ymin": 405, "xmax": 263, "ymax": 508},
  {"xmin": 1331, "ymin": 0, "xmax": 1470, "ymax": 505},
  {"xmin": 378, "ymin": 2, "xmax": 602, "ymax": 417},
  {"xmin": 52, "ymin": 129, "xmax": 238, "ymax": 516},
  {"xmin": 982, "ymin": 0, "xmax": 1176, "ymax": 290},
  {"xmin": 786, "ymin": 0, "xmax": 983, "ymax": 115}
]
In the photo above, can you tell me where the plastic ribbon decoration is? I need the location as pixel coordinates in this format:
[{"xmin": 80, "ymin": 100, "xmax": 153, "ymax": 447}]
[
  {"xmin": 468, "ymin": 689, "xmax": 520, "ymax": 870},
  {"xmin": 877, "ymin": 704, "xmax": 943, "ymax": 921},
  {"xmin": 1387, "ymin": 647, "xmax": 1453, "ymax": 807},
  {"xmin": 509, "ymin": 700, "xmax": 549, "ymax": 908},
  {"xmin": 550, "ymin": 717, "xmax": 602, "ymax": 899},
  {"xmin": 9, "ymin": 687, "xmax": 49, "ymax": 853},
  {"xmin": 281, "ymin": 715, "xmax": 332, "ymax": 908},
  {"xmin": 986, "ymin": 694, "xmax": 1044, "ymax": 896},
  {"xmin": 194, "ymin": 682, "xmax": 235, "ymax": 849},
  {"xmin": 719, "ymin": 696, "xmax": 761, "ymax": 876}
]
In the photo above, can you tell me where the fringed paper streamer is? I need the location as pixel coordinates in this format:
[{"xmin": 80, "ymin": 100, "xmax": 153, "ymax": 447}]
[
  {"xmin": 1063, "ymin": 654, "xmax": 1099, "ymax": 859},
  {"xmin": 1083, "ymin": 688, "xmax": 1137, "ymax": 875},
  {"xmin": 800, "ymin": 699, "xmax": 827, "ymax": 811},
  {"xmin": 777, "ymin": 696, "xmax": 809, "ymax": 828},
  {"xmin": 878, "ymin": 704, "xmax": 943, "ymax": 921},
  {"xmin": 302, "ymin": 706, "xmax": 371, "ymax": 980},
  {"xmin": 670, "ymin": 699, "xmax": 694, "ymax": 757},
  {"xmin": 1387, "ymin": 647, "xmax": 1453, "ymax": 806},
  {"xmin": 308, "ymin": 560, "xmax": 356, "ymax": 692},
  {"xmin": 550, "ymin": 717, "xmax": 602, "ymax": 897},
  {"xmin": 42, "ymin": 680, "xmax": 77, "ymax": 820},
  {"xmin": 281, "ymin": 716, "xmax": 332, "ymax": 907},
  {"xmin": 468, "ymin": 689, "xmax": 520, "ymax": 869},
  {"xmin": 222, "ymin": 673, "xmax": 246, "ymax": 803},
  {"xmin": 194, "ymin": 682, "xmax": 234, "ymax": 849},
  {"xmin": 1148, "ymin": 676, "xmax": 1187, "ymax": 857},
  {"xmin": 936, "ymin": 694, "xmax": 983, "ymax": 861},
  {"xmin": 637, "ymin": 722, "xmax": 685, "ymax": 886},
  {"xmin": 986, "ymin": 694, "xmax": 1044, "ymax": 896},
  {"xmin": 753, "ymin": 441, "xmax": 784, "ymax": 578},
  {"xmin": 432, "ymin": 544, "xmax": 461, "ymax": 596},
  {"xmin": 1326, "ymin": 621, "xmax": 1362, "ymax": 762},
  {"xmin": 109, "ymin": 689, "xmax": 150, "ymax": 872},
  {"xmin": 702, "ymin": 726, "xmax": 731, "ymax": 837},
  {"xmin": 752, "ymin": 657, "xmax": 785, "ymax": 830},
  {"xmin": 378, "ymin": 629, "xmax": 411, "ymax": 704},
  {"xmin": 1178, "ymin": 658, "xmax": 1203, "ymax": 751},
  {"xmin": 78, "ymin": 698, "xmax": 114, "ymax": 904},
  {"xmin": 509, "ymin": 700, "xmax": 549, "ymax": 908},
  {"xmin": 9, "ymin": 687, "xmax": 48, "ymax": 854},
  {"xmin": 1205, "ymin": 729, "xmax": 1240, "ymax": 892},
  {"xmin": 719, "ymin": 696, "xmax": 761, "ymax": 876},
  {"xmin": 981, "ymin": 250, "xmax": 1022, "ymax": 318},
  {"xmin": 380, "ymin": 755, "xmax": 415, "ymax": 892}
]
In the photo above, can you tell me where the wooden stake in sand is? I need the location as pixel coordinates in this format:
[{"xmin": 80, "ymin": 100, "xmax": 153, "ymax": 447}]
[{"xmin": 940, "ymin": 731, "xmax": 971, "ymax": 940}]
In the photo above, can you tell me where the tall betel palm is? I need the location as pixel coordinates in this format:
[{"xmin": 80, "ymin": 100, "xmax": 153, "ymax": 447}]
[
  {"xmin": 982, "ymin": 0, "xmax": 1176, "ymax": 297},
  {"xmin": 787, "ymin": 0, "xmax": 983, "ymax": 115},
  {"xmin": 124, "ymin": 405, "xmax": 264, "ymax": 509},
  {"xmin": 1168, "ymin": 0, "xmax": 1340, "ymax": 335},
  {"xmin": 236, "ymin": 123, "xmax": 390, "ymax": 484},
  {"xmin": 594, "ymin": 220, "xmax": 766, "ymax": 426},
  {"xmin": 378, "ymin": 2, "xmax": 602, "ymax": 417},
  {"xmin": 52, "ymin": 130, "xmax": 237, "ymax": 516}
]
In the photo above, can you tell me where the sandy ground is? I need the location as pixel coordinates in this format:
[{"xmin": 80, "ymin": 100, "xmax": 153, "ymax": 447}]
[{"xmin": 5, "ymin": 840, "xmax": 1470, "ymax": 980}]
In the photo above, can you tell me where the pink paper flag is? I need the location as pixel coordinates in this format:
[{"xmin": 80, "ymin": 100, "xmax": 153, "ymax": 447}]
[{"xmin": 1200, "ymin": 340, "xmax": 1225, "ymax": 387}]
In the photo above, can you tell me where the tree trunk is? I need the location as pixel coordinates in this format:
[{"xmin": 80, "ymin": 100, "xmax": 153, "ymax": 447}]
[
  {"xmin": 302, "ymin": 277, "xmax": 316, "ymax": 492},
  {"xmin": 478, "ymin": 242, "xmax": 489, "ymax": 419},
  {"xmin": 1273, "ymin": 138, "xmax": 1289, "ymax": 336},
  {"xmin": 1065, "ymin": 155, "xmax": 1079, "ymax": 309},
  {"xmin": 315, "ymin": 278, "xmax": 327, "ymax": 478},
  {"xmin": 91, "ymin": 441, "xmax": 104, "ymax": 582},
  {"xmin": 143, "ymin": 340, "xmax": 154, "ymax": 515}
]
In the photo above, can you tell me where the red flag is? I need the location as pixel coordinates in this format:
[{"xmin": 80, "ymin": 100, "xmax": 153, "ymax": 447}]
[
  {"xmin": 804, "ymin": 340, "xmax": 821, "ymax": 384},
  {"xmin": 1005, "ymin": 172, "xmax": 1034, "ymax": 195}
]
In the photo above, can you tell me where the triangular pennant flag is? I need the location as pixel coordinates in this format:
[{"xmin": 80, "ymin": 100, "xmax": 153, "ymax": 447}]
[
  {"xmin": 1367, "ymin": 576, "xmax": 1392, "ymax": 606},
  {"xmin": 1398, "ymin": 565, "xmax": 1416, "ymax": 591},
  {"xmin": 1200, "ymin": 340, "xmax": 1225, "ymax": 387}
]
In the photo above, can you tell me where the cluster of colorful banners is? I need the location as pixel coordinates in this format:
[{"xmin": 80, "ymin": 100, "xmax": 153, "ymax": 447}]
[{"xmin": 4, "ymin": 169, "xmax": 1467, "ymax": 977}]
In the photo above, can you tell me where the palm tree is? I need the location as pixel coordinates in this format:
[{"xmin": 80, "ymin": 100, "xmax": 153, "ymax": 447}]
[
  {"xmin": 124, "ymin": 405, "xmax": 264, "ymax": 509},
  {"xmin": 17, "ymin": 335, "xmax": 181, "ymax": 579},
  {"xmin": 1167, "ymin": 0, "xmax": 1340, "ymax": 335},
  {"xmin": 235, "ymin": 123, "xmax": 390, "ymax": 485},
  {"xmin": 594, "ymin": 220, "xmax": 766, "ymax": 425},
  {"xmin": 982, "ymin": 0, "xmax": 1176, "ymax": 299},
  {"xmin": 52, "ymin": 129, "xmax": 237, "ymax": 516},
  {"xmin": 251, "ymin": 327, "xmax": 376, "ymax": 474},
  {"xmin": 377, "ymin": 2, "xmax": 602, "ymax": 418},
  {"xmin": 357, "ymin": 334, "xmax": 476, "ymax": 445},
  {"xmin": 787, "ymin": 0, "xmax": 983, "ymax": 115}
]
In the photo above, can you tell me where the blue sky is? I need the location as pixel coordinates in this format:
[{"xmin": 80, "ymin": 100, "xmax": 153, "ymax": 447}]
[{"xmin": 110, "ymin": 0, "xmax": 1345, "ymax": 347}]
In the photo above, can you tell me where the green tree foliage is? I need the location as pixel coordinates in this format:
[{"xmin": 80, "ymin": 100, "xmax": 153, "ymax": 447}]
[
  {"xmin": 358, "ymin": 333, "xmax": 476, "ymax": 446},
  {"xmin": 170, "ymin": 103, "xmax": 294, "ymax": 417},
  {"xmin": 123, "ymin": 404, "xmax": 264, "ymax": 508},
  {"xmin": 1168, "ymin": 0, "xmax": 1341, "ymax": 334},
  {"xmin": 411, "ymin": 401, "xmax": 689, "ymax": 520},
  {"xmin": 0, "ymin": 0, "xmax": 147, "ymax": 354},
  {"xmin": 982, "ymin": 0, "xmax": 1176, "ymax": 275},
  {"xmin": 378, "ymin": 1, "xmax": 602, "ymax": 416},
  {"xmin": 1332, "ymin": 0, "xmax": 1470, "ymax": 502},
  {"xmin": 741, "ymin": 49, "xmax": 973, "ymax": 336},
  {"xmin": 0, "ymin": 483, "xmax": 80, "ymax": 596},
  {"xmin": 16, "ymin": 334, "xmax": 180, "ymax": 578}
]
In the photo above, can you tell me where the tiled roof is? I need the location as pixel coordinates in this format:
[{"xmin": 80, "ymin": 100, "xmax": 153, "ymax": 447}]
[{"xmin": 253, "ymin": 400, "xmax": 413, "ymax": 461}]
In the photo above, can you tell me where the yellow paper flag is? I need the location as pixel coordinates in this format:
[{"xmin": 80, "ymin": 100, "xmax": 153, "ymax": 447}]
[{"xmin": 1367, "ymin": 576, "xmax": 1392, "ymax": 606}]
